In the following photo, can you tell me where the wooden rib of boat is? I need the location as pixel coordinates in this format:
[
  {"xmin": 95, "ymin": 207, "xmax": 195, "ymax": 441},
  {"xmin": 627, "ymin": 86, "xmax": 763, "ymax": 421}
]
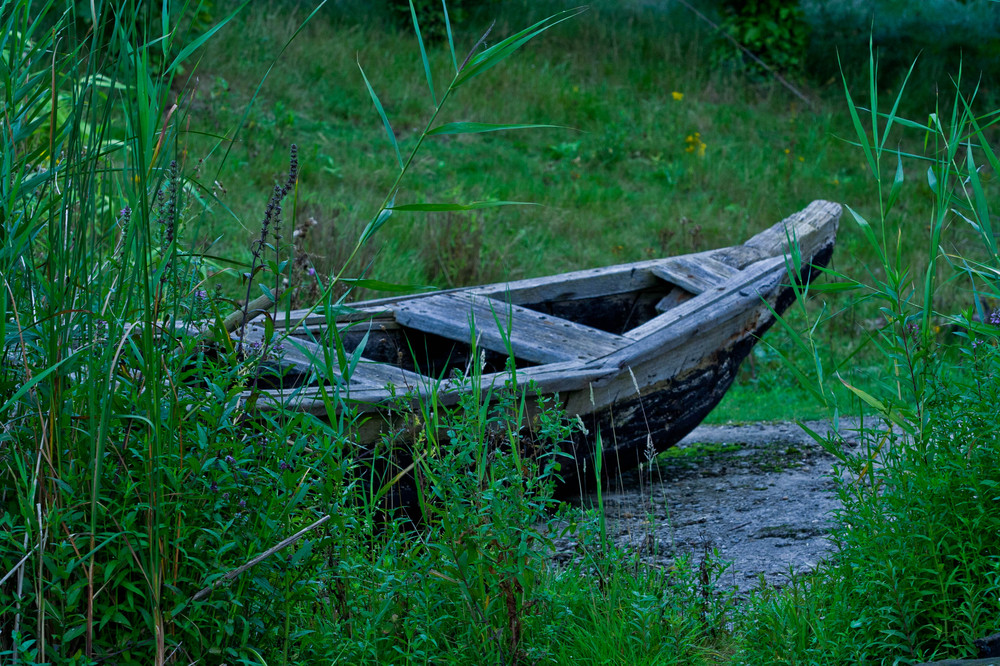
[{"xmin": 244, "ymin": 200, "xmax": 840, "ymax": 489}]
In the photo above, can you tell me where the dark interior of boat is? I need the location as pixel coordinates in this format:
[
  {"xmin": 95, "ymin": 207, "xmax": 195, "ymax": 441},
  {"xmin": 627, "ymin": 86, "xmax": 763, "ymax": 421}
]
[
  {"xmin": 338, "ymin": 325, "xmax": 537, "ymax": 377},
  {"xmin": 256, "ymin": 277, "xmax": 694, "ymax": 389},
  {"xmin": 515, "ymin": 281, "xmax": 692, "ymax": 335}
]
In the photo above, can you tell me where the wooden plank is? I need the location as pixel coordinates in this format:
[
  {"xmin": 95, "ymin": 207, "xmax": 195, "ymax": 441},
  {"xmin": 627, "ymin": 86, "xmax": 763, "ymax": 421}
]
[
  {"xmin": 743, "ymin": 200, "xmax": 842, "ymax": 259},
  {"xmin": 651, "ymin": 255, "xmax": 739, "ymax": 294},
  {"xmin": 471, "ymin": 263, "xmax": 663, "ymax": 304},
  {"xmin": 392, "ymin": 292, "xmax": 630, "ymax": 364},
  {"xmin": 240, "ymin": 324, "xmax": 427, "ymax": 391},
  {"xmin": 255, "ymin": 358, "xmax": 613, "ymax": 417},
  {"xmin": 619, "ymin": 255, "xmax": 788, "ymax": 355}
]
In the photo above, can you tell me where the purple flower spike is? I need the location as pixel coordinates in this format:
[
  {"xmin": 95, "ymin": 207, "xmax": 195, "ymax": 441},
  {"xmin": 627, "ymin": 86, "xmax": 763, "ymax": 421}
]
[{"xmin": 989, "ymin": 309, "xmax": 1000, "ymax": 326}]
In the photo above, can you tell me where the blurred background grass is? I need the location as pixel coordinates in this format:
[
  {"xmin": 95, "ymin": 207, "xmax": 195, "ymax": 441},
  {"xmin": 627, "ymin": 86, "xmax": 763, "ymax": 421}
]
[{"xmin": 178, "ymin": 0, "xmax": 999, "ymax": 420}]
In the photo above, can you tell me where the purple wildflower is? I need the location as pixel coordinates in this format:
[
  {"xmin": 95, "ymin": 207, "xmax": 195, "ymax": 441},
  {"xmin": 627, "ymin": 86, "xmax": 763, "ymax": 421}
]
[
  {"xmin": 279, "ymin": 461, "xmax": 292, "ymax": 471},
  {"xmin": 210, "ymin": 480, "xmax": 218, "ymax": 492},
  {"xmin": 225, "ymin": 455, "xmax": 235, "ymax": 465},
  {"xmin": 972, "ymin": 338, "xmax": 983, "ymax": 350},
  {"xmin": 306, "ymin": 266, "xmax": 316, "ymax": 277},
  {"xmin": 990, "ymin": 309, "xmax": 1000, "ymax": 326},
  {"xmin": 239, "ymin": 499, "xmax": 247, "ymax": 509}
]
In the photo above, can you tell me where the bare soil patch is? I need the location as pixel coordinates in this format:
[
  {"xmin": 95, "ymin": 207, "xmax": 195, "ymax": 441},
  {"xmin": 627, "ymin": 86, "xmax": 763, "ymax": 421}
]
[{"xmin": 557, "ymin": 419, "xmax": 862, "ymax": 591}]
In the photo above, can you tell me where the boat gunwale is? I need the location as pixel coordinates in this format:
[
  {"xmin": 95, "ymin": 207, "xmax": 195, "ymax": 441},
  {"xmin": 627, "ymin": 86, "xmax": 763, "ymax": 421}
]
[{"xmin": 245, "ymin": 200, "xmax": 841, "ymax": 411}]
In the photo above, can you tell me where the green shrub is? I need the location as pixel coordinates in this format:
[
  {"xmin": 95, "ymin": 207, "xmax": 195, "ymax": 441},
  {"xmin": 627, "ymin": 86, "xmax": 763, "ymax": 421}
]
[{"xmin": 714, "ymin": 0, "xmax": 809, "ymax": 75}]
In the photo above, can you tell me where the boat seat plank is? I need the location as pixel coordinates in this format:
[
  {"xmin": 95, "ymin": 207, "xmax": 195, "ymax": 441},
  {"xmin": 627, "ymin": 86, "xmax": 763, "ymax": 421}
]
[
  {"xmin": 651, "ymin": 255, "xmax": 739, "ymax": 294},
  {"xmin": 346, "ymin": 360, "xmax": 430, "ymax": 392},
  {"xmin": 392, "ymin": 292, "xmax": 630, "ymax": 364},
  {"xmin": 241, "ymin": 325, "xmax": 427, "ymax": 391}
]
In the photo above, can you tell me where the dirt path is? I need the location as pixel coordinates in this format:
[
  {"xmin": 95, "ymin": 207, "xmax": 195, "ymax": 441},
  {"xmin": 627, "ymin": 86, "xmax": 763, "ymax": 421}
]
[{"xmin": 558, "ymin": 419, "xmax": 863, "ymax": 591}]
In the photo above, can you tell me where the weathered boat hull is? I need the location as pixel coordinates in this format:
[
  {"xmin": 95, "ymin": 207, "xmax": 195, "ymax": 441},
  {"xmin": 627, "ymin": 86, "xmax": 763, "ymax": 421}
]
[{"xmin": 250, "ymin": 200, "xmax": 840, "ymax": 491}]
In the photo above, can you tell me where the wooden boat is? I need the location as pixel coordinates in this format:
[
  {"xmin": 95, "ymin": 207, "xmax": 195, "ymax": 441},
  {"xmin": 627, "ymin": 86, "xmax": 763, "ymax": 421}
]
[{"xmin": 243, "ymin": 200, "xmax": 840, "ymax": 490}]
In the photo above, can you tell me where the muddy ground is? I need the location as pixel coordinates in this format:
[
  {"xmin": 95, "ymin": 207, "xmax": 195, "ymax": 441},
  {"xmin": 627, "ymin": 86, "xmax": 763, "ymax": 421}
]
[{"xmin": 555, "ymin": 419, "xmax": 864, "ymax": 591}]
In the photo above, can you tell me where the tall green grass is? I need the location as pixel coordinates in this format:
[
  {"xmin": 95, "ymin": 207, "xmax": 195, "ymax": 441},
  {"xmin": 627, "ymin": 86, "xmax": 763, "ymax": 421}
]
[
  {"xmin": 0, "ymin": 2, "xmax": 735, "ymax": 663},
  {"xmin": 739, "ymin": 44, "xmax": 1000, "ymax": 665},
  {"xmin": 5, "ymin": 0, "xmax": 1000, "ymax": 663}
]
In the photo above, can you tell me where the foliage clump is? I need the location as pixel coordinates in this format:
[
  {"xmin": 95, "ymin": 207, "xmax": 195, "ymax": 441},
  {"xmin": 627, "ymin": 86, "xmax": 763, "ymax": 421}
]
[{"xmin": 714, "ymin": 0, "xmax": 810, "ymax": 75}]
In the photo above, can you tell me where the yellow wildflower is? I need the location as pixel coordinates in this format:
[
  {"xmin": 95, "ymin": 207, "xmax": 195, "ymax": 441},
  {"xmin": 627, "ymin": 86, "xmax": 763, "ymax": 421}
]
[
  {"xmin": 684, "ymin": 132, "xmax": 706, "ymax": 156},
  {"xmin": 672, "ymin": 91, "xmax": 684, "ymax": 101}
]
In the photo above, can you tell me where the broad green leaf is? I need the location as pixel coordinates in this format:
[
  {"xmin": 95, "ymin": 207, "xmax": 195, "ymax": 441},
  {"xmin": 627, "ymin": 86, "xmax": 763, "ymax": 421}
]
[
  {"xmin": 409, "ymin": 0, "xmax": 436, "ymax": 105},
  {"xmin": 264, "ymin": 314, "xmax": 275, "ymax": 344},
  {"xmin": 926, "ymin": 165, "xmax": 938, "ymax": 194},
  {"xmin": 427, "ymin": 121, "xmax": 563, "ymax": 136},
  {"xmin": 359, "ymin": 206, "xmax": 393, "ymax": 246},
  {"xmin": 63, "ymin": 624, "xmax": 87, "ymax": 644},
  {"xmin": 358, "ymin": 63, "xmax": 403, "ymax": 170},
  {"xmin": 886, "ymin": 151, "xmax": 904, "ymax": 213},
  {"xmin": 454, "ymin": 7, "xmax": 586, "ymax": 88},
  {"xmin": 845, "ymin": 204, "xmax": 885, "ymax": 264},
  {"xmin": 338, "ymin": 278, "xmax": 436, "ymax": 292},
  {"xmin": 347, "ymin": 329, "xmax": 370, "ymax": 381},
  {"xmin": 319, "ymin": 304, "xmax": 367, "ymax": 318},
  {"xmin": 838, "ymin": 377, "xmax": 916, "ymax": 436},
  {"xmin": 807, "ymin": 280, "xmax": 863, "ymax": 294},
  {"xmin": 873, "ymin": 113, "xmax": 930, "ymax": 132},
  {"xmin": 389, "ymin": 200, "xmax": 536, "ymax": 212}
]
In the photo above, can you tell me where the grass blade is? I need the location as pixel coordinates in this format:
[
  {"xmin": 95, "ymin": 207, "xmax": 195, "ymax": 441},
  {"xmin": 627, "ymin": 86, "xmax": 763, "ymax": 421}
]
[
  {"xmin": 964, "ymin": 137, "xmax": 995, "ymax": 258},
  {"xmin": 409, "ymin": 0, "xmax": 436, "ymax": 105},
  {"xmin": 358, "ymin": 61, "xmax": 404, "ymax": 171},
  {"xmin": 165, "ymin": 1, "xmax": 249, "ymax": 74},
  {"xmin": 838, "ymin": 52, "xmax": 877, "ymax": 180},
  {"xmin": 389, "ymin": 200, "xmax": 537, "ymax": 212},
  {"xmin": 442, "ymin": 0, "xmax": 458, "ymax": 73},
  {"xmin": 878, "ymin": 56, "xmax": 919, "ymax": 152},
  {"xmin": 427, "ymin": 121, "xmax": 564, "ymax": 136}
]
